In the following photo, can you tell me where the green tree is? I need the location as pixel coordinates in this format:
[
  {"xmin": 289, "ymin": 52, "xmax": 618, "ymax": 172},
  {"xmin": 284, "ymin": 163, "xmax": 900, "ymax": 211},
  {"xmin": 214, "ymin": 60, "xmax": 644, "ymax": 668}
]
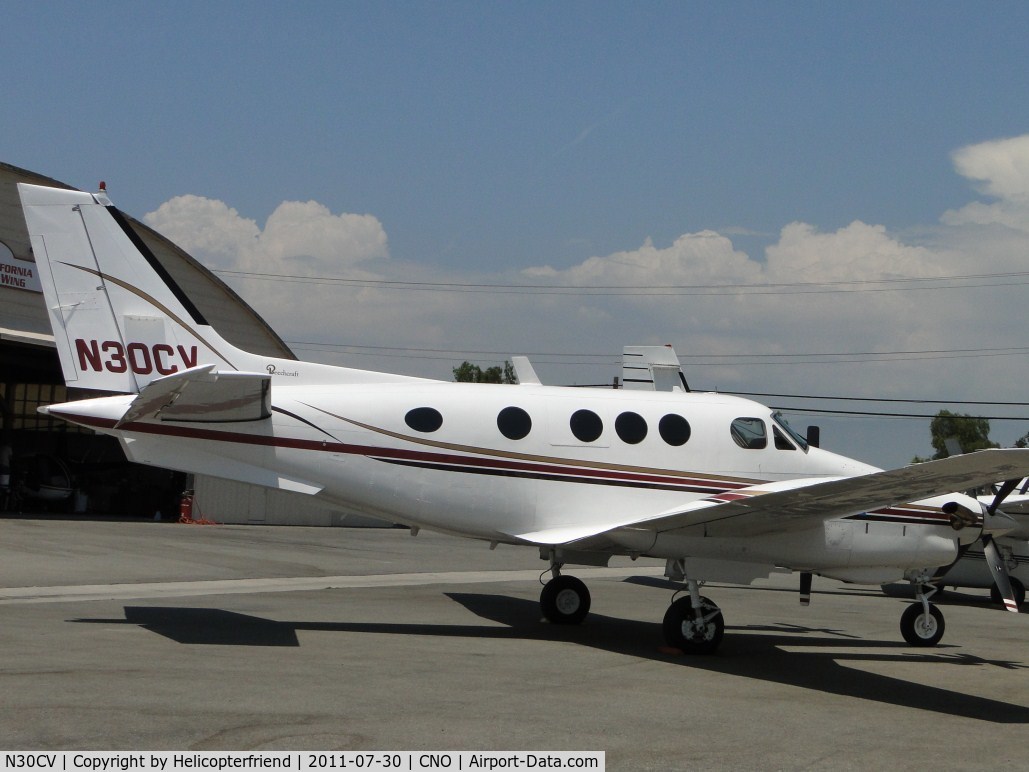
[
  {"xmin": 452, "ymin": 360, "xmax": 517, "ymax": 384},
  {"xmin": 921, "ymin": 410, "xmax": 998, "ymax": 460}
]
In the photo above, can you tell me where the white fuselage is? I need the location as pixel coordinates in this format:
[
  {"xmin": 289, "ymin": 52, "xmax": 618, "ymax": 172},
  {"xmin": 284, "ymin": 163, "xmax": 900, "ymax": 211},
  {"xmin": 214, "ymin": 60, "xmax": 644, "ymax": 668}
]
[{"xmin": 53, "ymin": 381, "xmax": 976, "ymax": 582}]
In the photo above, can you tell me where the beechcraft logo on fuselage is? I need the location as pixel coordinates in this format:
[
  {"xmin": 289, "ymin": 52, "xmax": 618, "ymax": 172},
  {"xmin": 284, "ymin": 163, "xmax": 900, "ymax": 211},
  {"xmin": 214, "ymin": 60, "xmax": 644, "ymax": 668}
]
[
  {"xmin": 266, "ymin": 364, "xmax": 299, "ymax": 377},
  {"xmin": 74, "ymin": 338, "xmax": 198, "ymax": 375}
]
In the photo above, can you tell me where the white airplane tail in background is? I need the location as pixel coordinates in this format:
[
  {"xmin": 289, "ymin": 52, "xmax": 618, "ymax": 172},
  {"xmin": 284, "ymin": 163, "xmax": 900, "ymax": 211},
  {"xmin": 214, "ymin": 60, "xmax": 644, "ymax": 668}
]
[
  {"xmin": 18, "ymin": 182, "xmax": 266, "ymax": 393},
  {"xmin": 621, "ymin": 345, "xmax": 689, "ymax": 392}
]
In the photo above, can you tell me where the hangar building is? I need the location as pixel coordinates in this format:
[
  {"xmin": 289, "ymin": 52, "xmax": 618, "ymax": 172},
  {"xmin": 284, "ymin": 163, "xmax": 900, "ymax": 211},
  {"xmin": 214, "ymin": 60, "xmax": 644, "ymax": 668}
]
[{"xmin": 0, "ymin": 161, "xmax": 383, "ymax": 526}]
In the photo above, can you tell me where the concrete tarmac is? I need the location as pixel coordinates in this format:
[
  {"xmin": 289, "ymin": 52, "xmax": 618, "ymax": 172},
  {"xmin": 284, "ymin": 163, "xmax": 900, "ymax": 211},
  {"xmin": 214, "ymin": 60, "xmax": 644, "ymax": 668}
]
[{"xmin": 1, "ymin": 518, "xmax": 1027, "ymax": 769}]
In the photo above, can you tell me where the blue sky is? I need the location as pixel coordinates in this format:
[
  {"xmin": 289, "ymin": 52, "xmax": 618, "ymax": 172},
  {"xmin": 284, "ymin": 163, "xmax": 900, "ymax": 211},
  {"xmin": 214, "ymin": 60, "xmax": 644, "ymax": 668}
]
[
  {"xmin": 9, "ymin": 2, "xmax": 1029, "ymax": 262},
  {"xmin": 5, "ymin": 2, "xmax": 1029, "ymax": 467}
]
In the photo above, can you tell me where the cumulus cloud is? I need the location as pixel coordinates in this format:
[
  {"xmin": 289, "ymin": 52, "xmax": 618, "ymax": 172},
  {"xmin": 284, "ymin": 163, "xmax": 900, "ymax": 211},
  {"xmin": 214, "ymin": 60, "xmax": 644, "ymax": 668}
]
[
  {"xmin": 144, "ymin": 195, "xmax": 389, "ymax": 273},
  {"xmin": 257, "ymin": 201, "xmax": 388, "ymax": 267},
  {"xmin": 765, "ymin": 221, "xmax": 938, "ymax": 280},
  {"xmin": 526, "ymin": 221, "xmax": 942, "ymax": 297},
  {"xmin": 526, "ymin": 232, "xmax": 759, "ymax": 285},
  {"xmin": 521, "ymin": 218, "xmax": 946, "ymax": 357},
  {"xmin": 144, "ymin": 195, "xmax": 401, "ymax": 364},
  {"xmin": 942, "ymin": 134, "xmax": 1029, "ymax": 232},
  {"xmin": 951, "ymin": 135, "xmax": 1029, "ymax": 201},
  {"xmin": 145, "ymin": 196, "xmax": 259, "ymax": 262}
]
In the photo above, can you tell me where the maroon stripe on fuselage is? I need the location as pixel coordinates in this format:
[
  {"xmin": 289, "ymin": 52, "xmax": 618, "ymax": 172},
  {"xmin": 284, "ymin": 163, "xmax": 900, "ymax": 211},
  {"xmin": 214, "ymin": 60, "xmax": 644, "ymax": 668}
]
[
  {"xmin": 373, "ymin": 457, "xmax": 724, "ymax": 493},
  {"xmin": 67, "ymin": 413, "xmax": 747, "ymax": 494}
]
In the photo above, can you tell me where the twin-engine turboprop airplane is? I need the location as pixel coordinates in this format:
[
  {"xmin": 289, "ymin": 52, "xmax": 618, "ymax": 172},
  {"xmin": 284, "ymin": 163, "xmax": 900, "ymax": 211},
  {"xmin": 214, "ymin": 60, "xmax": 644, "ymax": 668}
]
[{"xmin": 18, "ymin": 181, "xmax": 1029, "ymax": 653}]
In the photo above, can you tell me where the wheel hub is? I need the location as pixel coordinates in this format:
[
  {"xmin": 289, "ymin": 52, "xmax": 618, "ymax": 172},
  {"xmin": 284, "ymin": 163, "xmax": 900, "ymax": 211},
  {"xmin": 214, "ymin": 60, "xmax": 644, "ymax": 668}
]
[
  {"xmin": 915, "ymin": 613, "xmax": 938, "ymax": 639},
  {"xmin": 682, "ymin": 617, "xmax": 715, "ymax": 642},
  {"xmin": 555, "ymin": 588, "xmax": 581, "ymax": 615}
]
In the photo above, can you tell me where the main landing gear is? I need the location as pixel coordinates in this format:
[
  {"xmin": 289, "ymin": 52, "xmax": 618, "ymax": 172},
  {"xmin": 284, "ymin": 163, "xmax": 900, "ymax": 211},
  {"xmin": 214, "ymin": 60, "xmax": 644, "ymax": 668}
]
[
  {"xmin": 540, "ymin": 566, "xmax": 591, "ymax": 625},
  {"xmin": 538, "ymin": 559, "xmax": 727, "ymax": 654}
]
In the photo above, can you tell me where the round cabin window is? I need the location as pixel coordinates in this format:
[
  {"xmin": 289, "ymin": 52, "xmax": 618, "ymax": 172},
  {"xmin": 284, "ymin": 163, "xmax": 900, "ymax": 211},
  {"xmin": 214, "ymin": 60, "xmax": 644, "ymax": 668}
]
[
  {"xmin": 497, "ymin": 406, "xmax": 532, "ymax": 440},
  {"xmin": 658, "ymin": 414, "xmax": 691, "ymax": 446},
  {"xmin": 615, "ymin": 411, "xmax": 648, "ymax": 444},
  {"xmin": 569, "ymin": 409, "xmax": 603, "ymax": 443},
  {"xmin": 405, "ymin": 407, "xmax": 443, "ymax": 433}
]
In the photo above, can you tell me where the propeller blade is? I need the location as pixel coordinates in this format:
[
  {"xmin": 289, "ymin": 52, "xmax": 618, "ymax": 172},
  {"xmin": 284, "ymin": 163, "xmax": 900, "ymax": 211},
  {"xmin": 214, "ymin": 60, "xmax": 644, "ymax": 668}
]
[
  {"xmin": 987, "ymin": 478, "xmax": 1021, "ymax": 515},
  {"xmin": 982, "ymin": 535, "xmax": 1020, "ymax": 613},
  {"xmin": 981, "ymin": 477, "xmax": 1021, "ymax": 538},
  {"xmin": 799, "ymin": 572, "xmax": 812, "ymax": 606}
]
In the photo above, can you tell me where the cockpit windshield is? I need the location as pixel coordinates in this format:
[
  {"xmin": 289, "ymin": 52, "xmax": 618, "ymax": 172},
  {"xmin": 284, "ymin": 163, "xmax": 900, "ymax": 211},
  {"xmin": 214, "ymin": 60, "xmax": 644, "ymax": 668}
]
[{"xmin": 771, "ymin": 411, "xmax": 809, "ymax": 452}]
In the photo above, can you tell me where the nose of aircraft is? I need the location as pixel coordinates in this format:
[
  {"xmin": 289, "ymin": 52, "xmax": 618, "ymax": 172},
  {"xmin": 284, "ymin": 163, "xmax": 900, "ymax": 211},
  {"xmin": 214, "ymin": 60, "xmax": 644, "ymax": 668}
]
[{"xmin": 808, "ymin": 445, "xmax": 881, "ymax": 477}]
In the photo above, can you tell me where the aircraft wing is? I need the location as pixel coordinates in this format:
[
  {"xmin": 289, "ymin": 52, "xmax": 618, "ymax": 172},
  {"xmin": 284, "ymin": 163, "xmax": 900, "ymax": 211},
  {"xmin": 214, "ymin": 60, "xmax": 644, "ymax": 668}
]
[
  {"xmin": 515, "ymin": 449, "xmax": 1029, "ymax": 547},
  {"xmin": 641, "ymin": 450, "xmax": 1029, "ymax": 538}
]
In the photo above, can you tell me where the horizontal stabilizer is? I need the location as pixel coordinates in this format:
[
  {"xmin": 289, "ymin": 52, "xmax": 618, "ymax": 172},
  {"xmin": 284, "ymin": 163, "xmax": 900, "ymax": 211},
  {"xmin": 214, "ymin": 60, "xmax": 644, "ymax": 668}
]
[
  {"xmin": 117, "ymin": 366, "xmax": 270, "ymax": 426},
  {"xmin": 117, "ymin": 365, "xmax": 217, "ymax": 425}
]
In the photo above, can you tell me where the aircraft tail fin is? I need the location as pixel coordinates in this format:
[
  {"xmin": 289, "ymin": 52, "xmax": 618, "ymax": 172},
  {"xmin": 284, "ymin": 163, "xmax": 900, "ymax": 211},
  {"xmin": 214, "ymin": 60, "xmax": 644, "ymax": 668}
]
[
  {"xmin": 621, "ymin": 345, "xmax": 690, "ymax": 392},
  {"xmin": 18, "ymin": 182, "xmax": 265, "ymax": 393}
]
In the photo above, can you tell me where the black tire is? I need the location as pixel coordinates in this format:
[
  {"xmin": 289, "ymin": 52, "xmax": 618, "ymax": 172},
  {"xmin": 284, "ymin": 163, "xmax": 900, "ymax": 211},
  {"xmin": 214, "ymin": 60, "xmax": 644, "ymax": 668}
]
[
  {"xmin": 900, "ymin": 603, "xmax": 945, "ymax": 647},
  {"xmin": 540, "ymin": 575, "xmax": 590, "ymax": 625},
  {"xmin": 662, "ymin": 596, "xmax": 724, "ymax": 654},
  {"xmin": 990, "ymin": 577, "xmax": 1026, "ymax": 609}
]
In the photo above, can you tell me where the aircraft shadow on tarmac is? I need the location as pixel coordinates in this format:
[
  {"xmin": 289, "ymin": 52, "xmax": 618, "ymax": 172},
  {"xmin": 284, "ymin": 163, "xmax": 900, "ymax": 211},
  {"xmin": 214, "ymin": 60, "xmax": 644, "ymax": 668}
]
[{"xmin": 71, "ymin": 590, "xmax": 1029, "ymax": 724}]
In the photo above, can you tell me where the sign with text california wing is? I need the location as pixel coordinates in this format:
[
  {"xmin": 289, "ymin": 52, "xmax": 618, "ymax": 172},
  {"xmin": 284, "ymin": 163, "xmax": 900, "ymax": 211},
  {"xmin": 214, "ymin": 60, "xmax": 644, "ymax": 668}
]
[{"xmin": 0, "ymin": 241, "xmax": 42, "ymax": 293}]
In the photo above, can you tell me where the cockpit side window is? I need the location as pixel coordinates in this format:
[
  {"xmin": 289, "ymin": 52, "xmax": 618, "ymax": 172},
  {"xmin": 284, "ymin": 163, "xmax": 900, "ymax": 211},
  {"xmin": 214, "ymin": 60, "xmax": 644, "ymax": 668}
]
[
  {"xmin": 730, "ymin": 417, "xmax": 767, "ymax": 449},
  {"xmin": 772, "ymin": 411, "xmax": 809, "ymax": 451}
]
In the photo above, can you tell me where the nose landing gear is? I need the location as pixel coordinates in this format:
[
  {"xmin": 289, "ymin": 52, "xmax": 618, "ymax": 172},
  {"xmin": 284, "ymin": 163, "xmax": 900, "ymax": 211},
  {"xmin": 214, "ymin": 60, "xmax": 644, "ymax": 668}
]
[
  {"xmin": 662, "ymin": 580, "xmax": 724, "ymax": 654},
  {"xmin": 900, "ymin": 582, "xmax": 945, "ymax": 647}
]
